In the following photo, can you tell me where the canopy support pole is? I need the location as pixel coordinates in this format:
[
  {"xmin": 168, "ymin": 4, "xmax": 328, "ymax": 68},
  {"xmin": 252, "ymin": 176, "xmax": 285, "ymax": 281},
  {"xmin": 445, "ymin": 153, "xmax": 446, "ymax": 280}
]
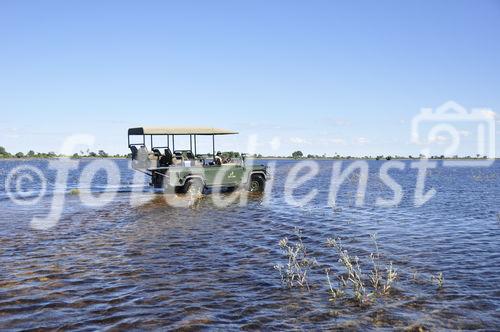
[
  {"xmin": 194, "ymin": 135, "xmax": 197, "ymax": 156},
  {"xmin": 190, "ymin": 135, "xmax": 192, "ymax": 151},
  {"xmin": 212, "ymin": 134, "xmax": 215, "ymax": 162},
  {"xmin": 173, "ymin": 135, "xmax": 175, "ymax": 151}
]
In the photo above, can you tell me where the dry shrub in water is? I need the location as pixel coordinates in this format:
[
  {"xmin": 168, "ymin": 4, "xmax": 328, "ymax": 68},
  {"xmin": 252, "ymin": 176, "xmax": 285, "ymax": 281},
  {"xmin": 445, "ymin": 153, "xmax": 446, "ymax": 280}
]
[
  {"xmin": 326, "ymin": 237, "xmax": 370, "ymax": 305},
  {"xmin": 431, "ymin": 272, "xmax": 444, "ymax": 289},
  {"xmin": 325, "ymin": 233, "xmax": 398, "ymax": 306},
  {"xmin": 274, "ymin": 229, "xmax": 448, "ymax": 311},
  {"xmin": 274, "ymin": 227, "xmax": 317, "ymax": 291}
]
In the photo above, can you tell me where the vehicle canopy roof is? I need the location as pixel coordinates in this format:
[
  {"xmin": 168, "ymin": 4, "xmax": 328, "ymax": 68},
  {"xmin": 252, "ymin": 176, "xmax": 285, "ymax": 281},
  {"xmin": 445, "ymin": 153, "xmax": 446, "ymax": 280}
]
[{"xmin": 128, "ymin": 127, "xmax": 238, "ymax": 136}]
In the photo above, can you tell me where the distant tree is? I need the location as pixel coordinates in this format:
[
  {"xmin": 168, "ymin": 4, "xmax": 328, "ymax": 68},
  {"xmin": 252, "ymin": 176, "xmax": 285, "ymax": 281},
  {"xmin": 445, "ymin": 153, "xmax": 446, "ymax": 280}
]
[
  {"xmin": 222, "ymin": 151, "xmax": 240, "ymax": 158},
  {"xmin": 15, "ymin": 152, "xmax": 24, "ymax": 158},
  {"xmin": 98, "ymin": 150, "xmax": 108, "ymax": 158},
  {"xmin": 88, "ymin": 151, "xmax": 97, "ymax": 157},
  {"xmin": 0, "ymin": 146, "xmax": 7, "ymax": 155},
  {"xmin": 47, "ymin": 152, "xmax": 57, "ymax": 158},
  {"xmin": 27, "ymin": 150, "xmax": 35, "ymax": 157},
  {"xmin": 292, "ymin": 151, "xmax": 303, "ymax": 159},
  {"xmin": 385, "ymin": 156, "xmax": 392, "ymax": 160},
  {"xmin": 71, "ymin": 153, "xmax": 81, "ymax": 159},
  {"xmin": 306, "ymin": 154, "xmax": 314, "ymax": 159}
]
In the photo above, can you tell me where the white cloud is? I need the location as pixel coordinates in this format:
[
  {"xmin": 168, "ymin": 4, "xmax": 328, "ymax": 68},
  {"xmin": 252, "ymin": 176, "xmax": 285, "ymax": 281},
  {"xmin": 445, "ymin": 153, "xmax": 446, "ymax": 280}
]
[
  {"xmin": 319, "ymin": 137, "xmax": 346, "ymax": 145},
  {"xmin": 289, "ymin": 137, "xmax": 310, "ymax": 145},
  {"xmin": 323, "ymin": 117, "xmax": 351, "ymax": 126},
  {"xmin": 330, "ymin": 138, "xmax": 346, "ymax": 144},
  {"xmin": 354, "ymin": 137, "xmax": 370, "ymax": 145},
  {"xmin": 333, "ymin": 119, "xmax": 350, "ymax": 126},
  {"xmin": 1, "ymin": 128, "xmax": 20, "ymax": 139},
  {"xmin": 270, "ymin": 137, "xmax": 281, "ymax": 150}
]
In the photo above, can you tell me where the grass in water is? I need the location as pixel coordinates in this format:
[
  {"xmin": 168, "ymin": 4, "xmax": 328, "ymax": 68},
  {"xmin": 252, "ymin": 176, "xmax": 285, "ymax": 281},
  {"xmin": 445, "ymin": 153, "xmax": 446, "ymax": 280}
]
[
  {"xmin": 274, "ymin": 227, "xmax": 317, "ymax": 291},
  {"xmin": 325, "ymin": 233, "xmax": 398, "ymax": 305},
  {"xmin": 431, "ymin": 272, "xmax": 444, "ymax": 289},
  {"xmin": 275, "ymin": 229, "xmax": 447, "ymax": 310},
  {"xmin": 326, "ymin": 237, "xmax": 371, "ymax": 305}
]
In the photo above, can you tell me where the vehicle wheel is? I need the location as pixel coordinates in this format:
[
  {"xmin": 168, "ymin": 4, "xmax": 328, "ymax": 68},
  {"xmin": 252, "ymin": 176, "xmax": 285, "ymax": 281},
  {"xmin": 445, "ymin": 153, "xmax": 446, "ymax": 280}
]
[
  {"xmin": 247, "ymin": 174, "xmax": 265, "ymax": 192},
  {"xmin": 184, "ymin": 178, "xmax": 204, "ymax": 196}
]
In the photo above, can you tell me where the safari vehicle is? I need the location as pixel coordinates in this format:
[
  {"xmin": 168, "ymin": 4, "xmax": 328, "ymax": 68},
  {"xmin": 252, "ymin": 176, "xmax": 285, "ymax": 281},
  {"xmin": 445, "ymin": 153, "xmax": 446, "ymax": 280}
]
[{"xmin": 128, "ymin": 127, "xmax": 268, "ymax": 194}]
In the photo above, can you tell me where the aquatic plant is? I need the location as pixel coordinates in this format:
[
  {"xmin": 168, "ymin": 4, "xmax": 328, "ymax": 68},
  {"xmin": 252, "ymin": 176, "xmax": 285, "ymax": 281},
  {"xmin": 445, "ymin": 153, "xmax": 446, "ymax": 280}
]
[
  {"xmin": 274, "ymin": 227, "xmax": 317, "ymax": 291},
  {"xmin": 382, "ymin": 262, "xmax": 398, "ymax": 295},
  {"xmin": 369, "ymin": 233, "xmax": 382, "ymax": 291},
  {"xmin": 325, "ymin": 268, "xmax": 345, "ymax": 302},
  {"xmin": 431, "ymin": 272, "xmax": 444, "ymax": 289},
  {"xmin": 326, "ymin": 237, "xmax": 370, "ymax": 305},
  {"xmin": 325, "ymin": 233, "xmax": 398, "ymax": 305},
  {"xmin": 69, "ymin": 188, "xmax": 80, "ymax": 195},
  {"xmin": 369, "ymin": 233, "xmax": 399, "ymax": 295}
]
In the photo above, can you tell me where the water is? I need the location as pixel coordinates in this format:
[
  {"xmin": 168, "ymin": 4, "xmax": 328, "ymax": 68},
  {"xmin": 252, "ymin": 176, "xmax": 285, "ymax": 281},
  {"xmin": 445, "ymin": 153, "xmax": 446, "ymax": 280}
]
[{"xmin": 0, "ymin": 159, "xmax": 498, "ymax": 330}]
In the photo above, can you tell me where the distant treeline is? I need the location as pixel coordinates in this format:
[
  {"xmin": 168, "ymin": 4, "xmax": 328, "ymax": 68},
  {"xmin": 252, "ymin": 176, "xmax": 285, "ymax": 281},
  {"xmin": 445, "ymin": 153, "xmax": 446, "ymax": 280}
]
[
  {"xmin": 0, "ymin": 146, "xmax": 129, "ymax": 159},
  {"xmin": 252, "ymin": 150, "xmax": 491, "ymax": 160},
  {"xmin": 0, "ymin": 146, "xmax": 491, "ymax": 160}
]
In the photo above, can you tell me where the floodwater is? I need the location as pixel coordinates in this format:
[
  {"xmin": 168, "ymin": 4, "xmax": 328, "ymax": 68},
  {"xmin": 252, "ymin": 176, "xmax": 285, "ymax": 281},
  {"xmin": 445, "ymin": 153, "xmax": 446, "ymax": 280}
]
[{"xmin": 0, "ymin": 159, "xmax": 498, "ymax": 330}]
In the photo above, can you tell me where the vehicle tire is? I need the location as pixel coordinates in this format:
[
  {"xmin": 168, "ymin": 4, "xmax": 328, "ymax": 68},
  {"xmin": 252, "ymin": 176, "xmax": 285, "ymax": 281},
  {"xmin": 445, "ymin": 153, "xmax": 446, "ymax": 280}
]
[
  {"xmin": 183, "ymin": 178, "xmax": 204, "ymax": 196},
  {"xmin": 247, "ymin": 174, "xmax": 265, "ymax": 192}
]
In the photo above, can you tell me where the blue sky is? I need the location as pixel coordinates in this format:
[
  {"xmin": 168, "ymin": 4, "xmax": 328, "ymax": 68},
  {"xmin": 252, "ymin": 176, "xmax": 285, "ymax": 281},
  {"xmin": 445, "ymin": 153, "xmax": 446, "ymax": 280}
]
[{"xmin": 1, "ymin": 0, "xmax": 499, "ymax": 156}]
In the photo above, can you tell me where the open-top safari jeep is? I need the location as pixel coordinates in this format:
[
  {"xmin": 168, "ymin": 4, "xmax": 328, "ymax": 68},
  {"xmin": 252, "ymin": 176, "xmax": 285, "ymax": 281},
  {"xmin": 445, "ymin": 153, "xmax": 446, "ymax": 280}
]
[{"xmin": 128, "ymin": 127, "xmax": 268, "ymax": 194}]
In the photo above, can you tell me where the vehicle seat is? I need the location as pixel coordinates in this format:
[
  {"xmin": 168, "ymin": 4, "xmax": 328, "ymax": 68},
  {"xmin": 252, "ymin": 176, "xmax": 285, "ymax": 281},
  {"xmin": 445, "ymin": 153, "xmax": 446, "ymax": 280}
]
[{"xmin": 130, "ymin": 145, "xmax": 138, "ymax": 160}]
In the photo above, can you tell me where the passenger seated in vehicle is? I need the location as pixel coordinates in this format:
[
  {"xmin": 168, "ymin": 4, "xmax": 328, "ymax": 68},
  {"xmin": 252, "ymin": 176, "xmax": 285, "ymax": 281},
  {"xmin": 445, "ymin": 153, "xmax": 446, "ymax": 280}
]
[
  {"xmin": 214, "ymin": 151, "xmax": 223, "ymax": 165},
  {"xmin": 172, "ymin": 151, "xmax": 183, "ymax": 165},
  {"xmin": 159, "ymin": 148, "xmax": 173, "ymax": 167}
]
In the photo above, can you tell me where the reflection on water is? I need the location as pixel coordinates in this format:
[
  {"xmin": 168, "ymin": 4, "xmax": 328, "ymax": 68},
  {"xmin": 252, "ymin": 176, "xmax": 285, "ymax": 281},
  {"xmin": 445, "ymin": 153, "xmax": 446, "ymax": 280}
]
[{"xmin": 0, "ymin": 159, "xmax": 499, "ymax": 330}]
